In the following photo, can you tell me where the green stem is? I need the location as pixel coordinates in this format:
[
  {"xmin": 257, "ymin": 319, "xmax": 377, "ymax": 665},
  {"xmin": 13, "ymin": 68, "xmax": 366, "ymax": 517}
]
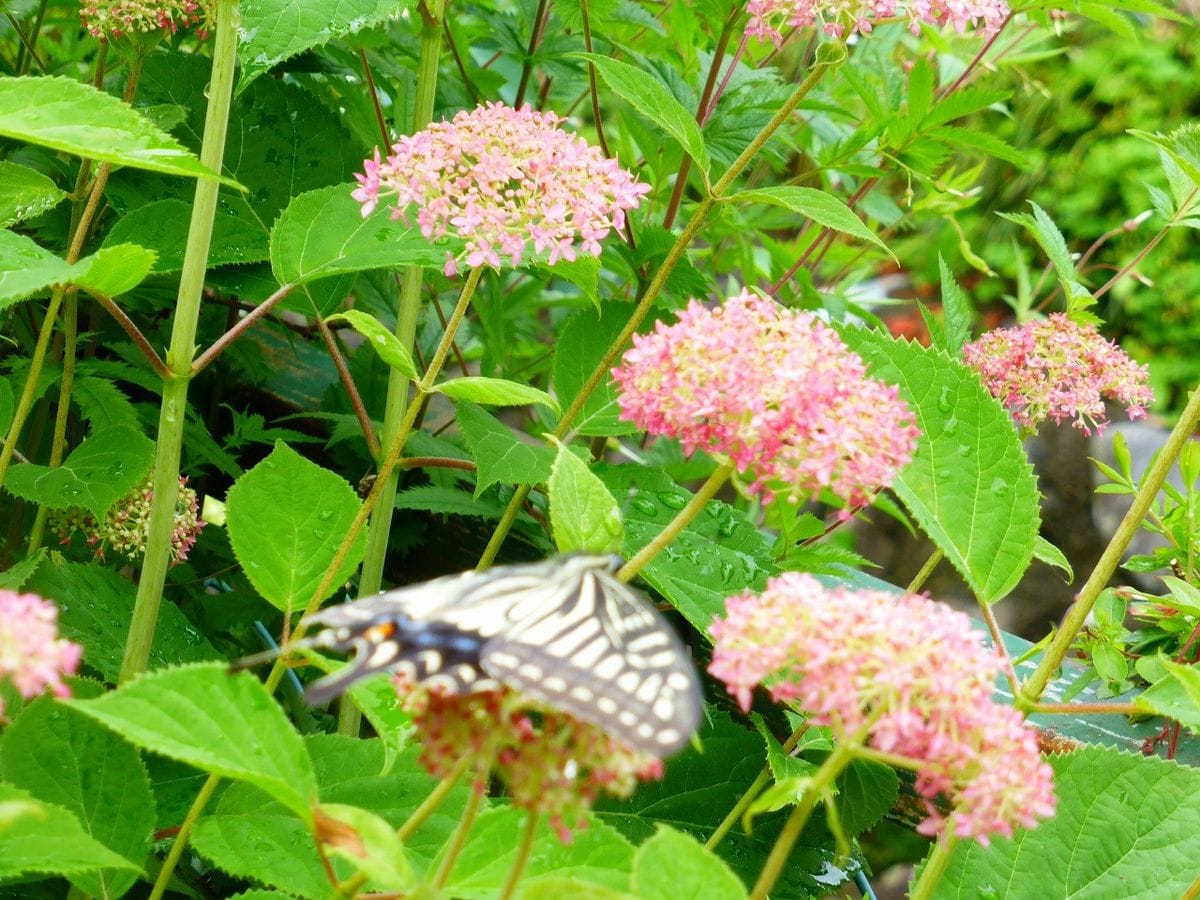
[
  {"xmin": 1022, "ymin": 384, "xmax": 1200, "ymax": 703},
  {"xmin": 907, "ymin": 547, "xmax": 943, "ymax": 593},
  {"xmin": 148, "ymin": 773, "xmax": 221, "ymax": 900},
  {"xmin": 748, "ymin": 736, "xmax": 858, "ymax": 900},
  {"xmin": 0, "ymin": 289, "xmax": 64, "ymax": 488},
  {"xmin": 617, "ymin": 462, "xmax": 734, "ymax": 582},
  {"xmin": 118, "ymin": 0, "xmax": 239, "ymax": 684},
  {"xmin": 706, "ymin": 723, "xmax": 809, "ymax": 851},
  {"xmin": 27, "ymin": 292, "xmax": 77, "ymax": 552},
  {"xmin": 264, "ymin": 267, "xmax": 484, "ymax": 696},
  {"xmin": 909, "ymin": 832, "xmax": 960, "ymax": 900},
  {"xmin": 347, "ymin": 5, "xmax": 445, "ymax": 737},
  {"xmin": 498, "ymin": 811, "xmax": 539, "ymax": 900},
  {"xmin": 432, "ymin": 777, "xmax": 485, "ymax": 889},
  {"xmin": 476, "ymin": 47, "xmax": 846, "ymax": 570}
]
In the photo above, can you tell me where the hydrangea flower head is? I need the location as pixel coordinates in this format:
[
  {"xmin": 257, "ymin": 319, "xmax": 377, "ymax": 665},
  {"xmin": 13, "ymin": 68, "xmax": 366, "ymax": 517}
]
[
  {"xmin": 352, "ymin": 102, "xmax": 650, "ymax": 277},
  {"xmin": 53, "ymin": 475, "xmax": 204, "ymax": 565},
  {"xmin": 81, "ymin": 0, "xmax": 210, "ymax": 40},
  {"xmin": 963, "ymin": 313, "xmax": 1152, "ymax": 435},
  {"xmin": 745, "ymin": 0, "xmax": 1007, "ymax": 41},
  {"xmin": 709, "ymin": 573, "xmax": 1056, "ymax": 843},
  {"xmin": 0, "ymin": 591, "xmax": 81, "ymax": 719},
  {"xmin": 612, "ymin": 289, "xmax": 919, "ymax": 508},
  {"xmin": 399, "ymin": 678, "xmax": 663, "ymax": 842}
]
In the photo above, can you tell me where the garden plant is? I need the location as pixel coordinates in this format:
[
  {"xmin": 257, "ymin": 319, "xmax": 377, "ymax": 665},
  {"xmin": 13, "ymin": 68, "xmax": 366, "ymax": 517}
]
[{"xmin": 2, "ymin": 0, "xmax": 1200, "ymax": 897}]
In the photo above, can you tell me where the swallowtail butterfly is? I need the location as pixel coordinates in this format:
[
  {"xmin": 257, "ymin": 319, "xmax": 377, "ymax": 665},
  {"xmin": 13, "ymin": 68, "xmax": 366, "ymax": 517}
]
[{"xmin": 300, "ymin": 554, "xmax": 702, "ymax": 755}]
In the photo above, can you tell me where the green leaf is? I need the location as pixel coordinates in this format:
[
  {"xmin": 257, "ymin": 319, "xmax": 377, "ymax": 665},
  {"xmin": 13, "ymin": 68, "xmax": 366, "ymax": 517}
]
[
  {"xmin": 548, "ymin": 440, "xmax": 623, "ymax": 554},
  {"xmin": 1136, "ymin": 658, "xmax": 1200, "ymax": 730},
  {"xmin": 579, "ymin": 54, "xmax": 710, "ymax": 176},
  {"xmin": 835, "ymin": 758, "xmax": 899, "ymax": 838},
  {"xmin": 328, "ymin": 310, "xmax": 419, "ymax": 381},
  {"xmin": 0, "ymin": 160, "xmax": 66, "ymax": 227},
  {"xmin": 595, "ymin": 465, "xmax": 775, "ymax": 635},
  {"xmin": 631, "ymin": 826, "xmax": 748, "ymax": 900},
  {"xmin": 225, "ymin": 442, "xmax": 367, "ymax": 612},
  {"xmin": 0, "ymin": 76, "xmax": 232, "ymax": 183},
  {"xmin": 938, "ymin": 255, "xmax": 972, "ymax": 356},
  {"xmin": 455, "ymin": 400, "xmax": 556, "ymax": 496},
  {"xmin": 838, "ymin": 329, "xmax": 1039, "ymax": 603},
  {"xmin": 906, "ymin": 58, "xmax": 934, "ymax": 126},
  {"xmin": 394, "ymin": 484, "xmax": 510, "ymax": 520},
  {"xmin": 0, "ymin": 783, "xmax": 138, "ymax": 880},
  {"xmin": 0, "ymin": 548, "xmax": 45, "ymax": 590},
  {"xmin": 730, "ymin": 186, "xmax": 894, "ymax": 259},
  {"xmin": 28, "ymin": 559, "xmax": 221, "ymax": 682},
  {"xmin": 1032, "ymin": 535, "xmax": 1073, "ymax": 582},
  {"xmin": 434, "ymin": 376, "xmax": 559, "ymax": 413},
  {"xmin": 928, "ymin": 126, "xmax": 1027, "ymax": 167},
  {"xmin": 0, "ymin": 374, "xmax": 11, "ymax": 434},
  {"xmin": 238, "ymin": 0, "xmax": 411, "ymax": 88},
  {"xmin": 0, "ymin": 231, "xmax": 155, "ymax": 309},
  {"xmin": 4, "ymin": 425, "xmax": 154, "ymax": 517},
  {"xmin": 103, "ymin": 198, "xmax": 267, "ymax": 272},
  {"xmin": 552, "ymin": 305, "xmax": 640, "ymax": 437},
  {"xmin": 73, "ymin": 375, "xmax": 140, "ymax": 433},
  {"xmin": 66, "ymin": 663, "xmax": 318, "ymax": 817},
  {"xmin": 270, "ymin": 185, "xmax": 447, "ymax": 286},
  {"xmin": 932, "ymin": 747, "xmax": 1200, "ymax": 898},
  {"xmin": 0, "ymin": 696, "xmax": 153, "ymax": 897},
  {"xmin": 444, "ymin": 808, "xmax": 635, "ymax": 897},
  {"xmin": 997, "ymin": 201, "xmax": 1091, "ymax": 305}
]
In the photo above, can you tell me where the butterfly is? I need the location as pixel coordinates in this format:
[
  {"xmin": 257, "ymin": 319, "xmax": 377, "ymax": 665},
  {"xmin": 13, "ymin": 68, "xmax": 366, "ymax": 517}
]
[{"xmin": 296, "ymin": 554, "xmax": 703, "ymax": 756}]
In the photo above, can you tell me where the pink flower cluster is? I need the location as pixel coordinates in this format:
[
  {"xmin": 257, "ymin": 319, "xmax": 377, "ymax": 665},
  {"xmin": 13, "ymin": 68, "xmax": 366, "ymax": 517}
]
[
  {"xmin": 745, "ymin": 0, "xmax": 1008, "ymax": 41},
  {"xmin": 0, "ymin": 591, "xmax": 81, "ymax": 719},
  {"xmin": 81, "ymin": 0, "xmax": 209, "ymax": 39},
  {"xmin": 399, "ymin": 678, "xmax": 663, "ymax": 842},
  {"xmin": 709, "ymin": 574, "xmax": 1056, "ymax": 844},
  {"xmin": 53, "ymin": 475, "xmax": 205, "ymax": 565},
  {"xmin": 612, "ymin": 289, "xmax": 919, "ymax": 508},
  {"xmin": 352, "ymin": 102, "xmax": 650, "ymax": 277},
  {"xmin": 963, "ymin": 313, "xmax": 1153, "ymax": 435}
]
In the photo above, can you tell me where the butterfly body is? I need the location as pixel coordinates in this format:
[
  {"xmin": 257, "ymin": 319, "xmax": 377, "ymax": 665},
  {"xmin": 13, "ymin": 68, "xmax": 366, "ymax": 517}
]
[{"xmin": 301, "ymin": 555, "xmax": 702, "ymax": 755}]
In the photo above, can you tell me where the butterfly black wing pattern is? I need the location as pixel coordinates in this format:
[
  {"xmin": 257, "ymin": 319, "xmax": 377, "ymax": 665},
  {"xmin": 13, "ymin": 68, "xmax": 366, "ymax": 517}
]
[{"xmin": 298, "ymin": 555, "xmax": 702, "ymax": 755}]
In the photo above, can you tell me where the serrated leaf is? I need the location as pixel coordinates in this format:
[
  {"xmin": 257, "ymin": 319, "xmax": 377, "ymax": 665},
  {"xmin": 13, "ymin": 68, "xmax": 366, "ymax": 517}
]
[
  {"xmin": 4, "ymin": 425, "xmax": 154, "ymax": 517},
  {"xmin": 938, "ymin": 255, "xmax": 972, "ymax": 356},
  {"xmin": 0, "ymin": 76, "xmax": 232, "ymax": 183},
  {"xmin": 0, "ymin": 232, "xmax": 155, "ymax": 309},
  {"xmin": 931, "ymin": 747, "xmax": 1200, "ymax": 897},
  {"xmin": 579, "ymin": 54, "xmax": 709, "ymax": 176},
  {"xmin": 328, "ymin": 309, "xmax": 418, "ymax": 381},
  {"xmin": 27, "ymin": 559, "xmax": 221, "ymax": 682},
  {"xmin": 225, "ymin": 442, "xmax": 367, "ymax": 612},
  {"xmin": 548, "ymin": 441, "xmax": 623, "ymax": 554},
  {"xmin": 238, "ymin": 0, "xmax": 412, "ymax": 88},
  {"xmin": 0, "ymin": 696, "xmax": 154, "ymax": 897},
  {"xmin": 103, "ymin": 198, "xmax": 267, "ymax": 272},
  {"xmin": 434, "ymin": 376, "xmax": 559, "ymax": 413},
  {"xmin": 0, "ymin": 160, "xmax": 66, "ymax": 227},
  {"xmin": 0, "ymin": 784, "xmax": 137, "ymax": 880},
  {"xmin": 997, "ymin": 202, "xmax": 1090, "ymax": 304},
  {"xmin": 67, "ymin": 663, "xmax": 317, "ymax": 818},
  {"xmin": 455, "ymin": 400, "xmax": 555, "ymax": 496},
  {"xmin": 929, "ymin": 125, "xmax": 1027, "ymax": 167},
  {"xmin": 552, "ymin": 304, "xmax": 640, "ymax": 437},
  {"xmin": 631, "ymin": 826, "xmax": 747, "ymax": 900},
  {"xmin": 72, "ymin": 376, "xmax": 140, "ymax": 432},
  {"xmin": 839, "ymin": 329, "xmax": 1039, "ymax": 603},
  {"xmin": 0, "ymin": 548, "xmax": 45, "ymax": 590},
  {"xmin": 270, "ymin": 185, "xmax": 447, "ymax": 285},
  {"xmin": 1136, "ymin": 659, "xmax": 1200, "ymax": 730},
  {"xmin": 1032, "ymin": 535, "xmax": 1073, "ymax": 582},
  {"xmin": 394, "ymin": 484, "xmax": 509, "ymax": 519},
  {"xmin": 730, "ymin": 186, "xmax": 894, "ymax": 258},
  {"xmin": 836, "ymin": 758, "xmax": 899, "ymax": 837}
]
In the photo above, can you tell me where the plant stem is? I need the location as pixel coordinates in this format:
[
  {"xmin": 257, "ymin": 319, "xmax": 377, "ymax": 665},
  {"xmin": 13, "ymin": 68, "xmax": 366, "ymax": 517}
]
[
  {"xmin": 398, "ymin": 756, "xmax": 471, "ymax": 843},
  {"xmin": 119, "ymin": 0, "xmax": 239, "ymax": 684},
  {"xmin": 748, "ymin": 736, "xmax": 857, "ymax": 900},
  {"xmin": 432, "ymin": 778, "xmax": 485, "ymax": 890},
  {"xmin": 906, "ymin": 547, "xmax": 943, "ymax": 593},
  {"xmin": 1029, "ymin": 701, "xmax": 1138, "ymax": 715},
  {"xmin": 498, "ymin": 811, "xmax": 539, "ymax": 900},
  {"xmin": 617, "ymin": 463, "xmax": 734, "ymax": 582},
  {"xmin": 707, "ymin": 723, "xmax": 809, "ymax": 850},
  {"xmin": 27, "ymin": 292, "xmax": 77, "ymax": 552},
  {"xmin": 347, "ymin": 4, "xmax": 445, "ymax": 736},
  {"xmin": 1022, "ymin": 385, "xmax": 1200, "ymax": 703},
  {"xmin": 190, "ymin": 284, "xmax": 295, "ymax": 374},
  {"xmin": 148, "ymin": 773, "xmax": 221, "ymax": 900},
  {"xmin": 476, "ymin": 48, "xmax": 845, "ymax": 569},
  {"xmin": 908, "ymin": 832, "xmax": 960, "ymax": 900}
]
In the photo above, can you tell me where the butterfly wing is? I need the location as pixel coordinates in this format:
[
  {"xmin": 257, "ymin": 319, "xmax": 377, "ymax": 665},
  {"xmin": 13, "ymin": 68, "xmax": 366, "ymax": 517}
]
[{"xmin": 480, "ymin": 563, "xmax": 702, "ymax": 755}]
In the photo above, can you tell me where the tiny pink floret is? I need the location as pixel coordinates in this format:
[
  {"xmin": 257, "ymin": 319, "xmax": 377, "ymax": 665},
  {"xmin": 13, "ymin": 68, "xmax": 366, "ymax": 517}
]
[
  {"xmin": 352, "ymin": 102, "xmax": 649, "ymax": 276},
  {"xmin": 745, "ymin": 0, "xmax": 1007, "ymax": 43},
  {"xmin": 0, "ymin": 591, "xmax": 81, "ymax": 718}
]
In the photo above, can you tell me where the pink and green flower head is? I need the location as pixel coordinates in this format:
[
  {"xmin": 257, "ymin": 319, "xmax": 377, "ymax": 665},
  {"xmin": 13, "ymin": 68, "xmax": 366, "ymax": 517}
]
[
  {"xmin": 398, "ymin": 677, "xmax": 663, "ymax": 842},
  {"xmin": 0, "ymin": 591, "xmax": 82, "ymax": 720},
  {"xmin": 612, "ymin": 289, "xmax": 919, "ymax": 510},
  {"xmin": 963, "ymin": 313, "xmax": 1153, "ymax": 435},
  {"xmin": 352, "ymin": 102, "xmax": 650, "ymax": 278},
  {"xmin": 53, "ymin": 474, "xmax": 205, "ymax": 565},
  {"xmin": 708, "ymin": 574, "xmax": 1056, "ymax": 844},
  {"xmin": 81, "ymin": 0, "xmax": 210, "ymax": 40},
  {"xmin": 745, "ymin": 0, "xmax": 1008, "ymax": 41}
]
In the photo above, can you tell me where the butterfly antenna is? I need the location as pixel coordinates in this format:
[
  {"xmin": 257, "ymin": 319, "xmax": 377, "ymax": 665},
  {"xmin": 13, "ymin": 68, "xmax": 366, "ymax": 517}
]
[{"xmin": 229, "ymin": 622, "xmax": 327, "ymax": 672}]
